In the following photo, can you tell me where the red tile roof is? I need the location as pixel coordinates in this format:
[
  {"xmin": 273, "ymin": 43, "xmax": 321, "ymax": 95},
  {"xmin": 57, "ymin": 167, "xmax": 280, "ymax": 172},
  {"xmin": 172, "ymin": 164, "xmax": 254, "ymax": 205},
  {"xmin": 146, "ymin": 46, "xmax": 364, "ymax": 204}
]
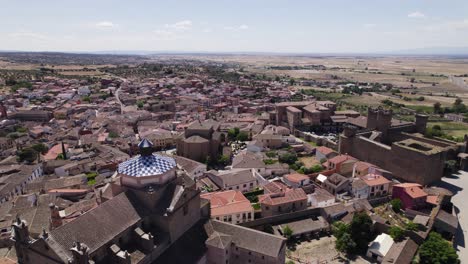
[
  {"xmin": 201, "ymin": 190, "xmax": 253, "ymax": 217},
  {"xmin": 284, "ymin": 173, "xmax": 309, "ymax": 183},
  {"xmin": 328, "ymin": 154, "xmax": 356, "ymax": 165},
  {"xmin": 259, "ymin": 188, "xmax": 307, "ymax": 206},
  {"xmin": 394, "ymin": 183, "xmax": 427, "ymax": 199},
  {"xmin": 361, "ymin": 174, "xmax": 391, "ymax": 186},
  {"xmin": 317, "ymin": 146, "xmax": 334, "ymax": 155}
]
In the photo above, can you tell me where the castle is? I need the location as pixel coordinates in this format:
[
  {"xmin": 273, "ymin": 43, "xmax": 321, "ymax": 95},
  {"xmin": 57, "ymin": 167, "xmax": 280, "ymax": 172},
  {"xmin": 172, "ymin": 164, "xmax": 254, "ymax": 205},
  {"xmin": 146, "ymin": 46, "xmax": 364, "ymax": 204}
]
[{"xmin": 339, "ymin": 107, "xmax": 461, "ymax": 185}]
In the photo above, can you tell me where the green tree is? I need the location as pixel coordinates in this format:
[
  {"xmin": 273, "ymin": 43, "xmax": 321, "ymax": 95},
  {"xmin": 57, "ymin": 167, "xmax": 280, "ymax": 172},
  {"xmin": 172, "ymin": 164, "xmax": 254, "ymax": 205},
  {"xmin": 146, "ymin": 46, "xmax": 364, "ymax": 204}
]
[
  {"xmin": 350, "ymin": 212, "xmax": 373, "ymax": 254},
  {"xmin": 136, "ymin": 100, "xmax": 144, "ymax": 109},
  {"xmin": 31, "ymin": 143, "xmax": 48, "ymax": 154},
  {"xmin": 453, "ymin": 98, "xmax": 467, "ymax": 113},
  {"xmin": 311, "ymin": 164, "xmax": 323, "ymax": 173},
  {"xmin": 228, "ymin": 127, "xmax": 240, "ymax": 140},
  {"xmin": 279, "ymin": 153, "xmax": 298, "ymax": 165},
  {"xmin": 389, "ymin": 226, "xmax": 405, "ymax": 241},
  {"xmin": 405, "ymin": 221, "xmax": 419, "ymax": 231},
  {"xmin": 108, "ymin": 131, "xmax": 118, "ymax": 138},
  {"xmin": 419, "ymin": 232, "xmax": 459, "ymax": 264},
  {"xmin": 336, "ymin": 232, "xmax": 357, "ymax": 253},
  {"xmin": 390, "ymin": 198, "xmax": 402, "ymax": 212},
  {"xmin": 236, "ymin": 131, "xmax": 249, "ymax": 142},
  {"xmin": 282, "ymin": 225, "xmax": 294, "ymax": 239},
  {"xmin": 17, "ymin": 148, "xmax": 38, "ymax": 163},
  {"xmin": 217, "ymin": 155, "xmax": 230, "ymax": 166},
  {"xmin": 333, "ymin": 221, "xmax": 357, "ymax": 253}
]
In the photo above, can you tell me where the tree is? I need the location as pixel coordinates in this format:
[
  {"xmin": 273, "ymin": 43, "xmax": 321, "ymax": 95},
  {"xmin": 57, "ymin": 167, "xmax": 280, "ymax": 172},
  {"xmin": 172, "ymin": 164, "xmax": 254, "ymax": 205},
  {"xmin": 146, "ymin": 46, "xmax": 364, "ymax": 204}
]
[
  {"xmin": 390, "ymin": 198, "xmax": 402, "ymax": 212},
  {"xmin": 17, "ymin": 148, "xmax": 38, "ymax": 163},
  {"xmin": 136, "ymin": 101, "xmax": 144, "ymax": 109},
  {"xmin": 405, "ymin": 221, "xmax": 419, "ymax": 231},
  {"xmin": 236, "ymin": 131, "xmax": 249, "ymax": 142},
  {"xmin": 389, "ymin": 226, "xmax": 405, "ymax": 241},
  {"xmin": 419, "ymin": 232, "xmax": 459, "ymax": 264},
  {"xmin": 228, "ymin": 127, "xmax": 240, "ymax": 140},
  {"xmin": 31, "ymin": 143, "xmax": 48, "ymax": 154},
  {"xmin": 336, "ymin": 232, "xmax": 357, "ymax": 253},
  {"xmin": 453, "ymin": 98, "xmax": 467, "ymax": 113},
  {"xmin": 282, "ymin": 225, "xmax": 293, "ymax": 239},
  {"xmin": 349, "ymin": 212, "xmax": 373, "ymax": 254},
  {"xmin": 279, "ymin": 153, "xmax": 298, "ymax": 165},
  {"xmin": 333, "ymin": 222, "xmax": 356, "ymax": 254},
  {"xmin": 217, "ymin": 155, "xmax": 229, "ymax": 166}
]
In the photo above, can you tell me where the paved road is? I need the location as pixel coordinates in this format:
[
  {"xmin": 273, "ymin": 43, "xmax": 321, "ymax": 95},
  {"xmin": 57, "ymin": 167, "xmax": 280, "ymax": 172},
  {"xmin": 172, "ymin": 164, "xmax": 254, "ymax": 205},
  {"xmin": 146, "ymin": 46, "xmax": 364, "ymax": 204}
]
[{"xmin": 436, "ymin": 171, "xmax": 468, "ymax": 262}]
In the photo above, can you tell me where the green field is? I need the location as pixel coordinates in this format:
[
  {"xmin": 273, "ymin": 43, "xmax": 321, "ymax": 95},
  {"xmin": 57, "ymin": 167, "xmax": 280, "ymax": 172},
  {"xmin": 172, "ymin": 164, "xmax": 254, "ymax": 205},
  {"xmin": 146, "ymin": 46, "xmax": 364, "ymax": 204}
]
[{"xmin": 428, "ymin": 122, "xmax": 468, "ymax": 138}]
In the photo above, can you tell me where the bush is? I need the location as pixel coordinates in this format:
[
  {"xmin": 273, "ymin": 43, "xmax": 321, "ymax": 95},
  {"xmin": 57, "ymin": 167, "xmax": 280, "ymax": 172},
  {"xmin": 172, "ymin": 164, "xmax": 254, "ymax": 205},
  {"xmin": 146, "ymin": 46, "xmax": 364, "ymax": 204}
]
[
  {"xmin": 390, "ymin": 198, "xmax": 402, "ymax": 212},
  {"xmin": 405, "ymin": 221, "xmax": 419, "ymax": 231},
  {"xmin": 279, "ymin": 153, "xmax": 298, "ymax": 165},
  {"xmin": 17, "ymin": 148, "xmax": 38, "ymax": 163},
  {"xmin": 263, "ymin": 159, "xmax": 276, "ymax": 165},
  {"xmin": 266, "ymin": 151, "xmax": 277, "ymax": 158},
  {"xmin": 420, "ymin": 232, "xmax": 459, "ymax": 264},
  {"xmin": 282, "ymin": 225, "xmax": 293, "ymax": 239},
  {"xmin": 31, "ymin": 143, "xmax": 48, "ymax": 154},
  {"xmin": 236, "ymin": 131, "xmax": 249, "ymax": 142},
  {"xmin": 389, "ymin": 226, "xmax": 405, "ymax": 241}
]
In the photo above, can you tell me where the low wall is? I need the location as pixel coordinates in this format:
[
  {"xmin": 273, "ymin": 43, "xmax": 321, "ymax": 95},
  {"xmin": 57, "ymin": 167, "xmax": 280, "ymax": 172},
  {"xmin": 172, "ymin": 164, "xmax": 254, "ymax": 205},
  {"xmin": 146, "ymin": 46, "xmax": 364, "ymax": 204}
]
[{"xmin": 240, "ymin": 207, "xmax": 322, "ymax": 229}]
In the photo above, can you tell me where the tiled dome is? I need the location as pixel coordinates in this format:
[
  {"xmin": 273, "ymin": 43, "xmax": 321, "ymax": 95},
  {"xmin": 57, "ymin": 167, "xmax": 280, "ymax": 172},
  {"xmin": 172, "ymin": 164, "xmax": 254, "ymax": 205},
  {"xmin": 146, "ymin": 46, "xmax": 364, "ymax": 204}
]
[{"xmin": 118, "ymin": 154, "xmax": 176, "ymax": 177}]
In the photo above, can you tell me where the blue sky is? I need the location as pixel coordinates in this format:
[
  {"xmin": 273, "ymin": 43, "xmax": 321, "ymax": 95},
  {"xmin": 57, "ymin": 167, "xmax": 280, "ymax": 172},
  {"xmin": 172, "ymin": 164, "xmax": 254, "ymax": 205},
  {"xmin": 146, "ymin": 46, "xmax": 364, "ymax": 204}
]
[{"xmin": 1, "ymin": 0, "xmax": 468, "ymax": 53}]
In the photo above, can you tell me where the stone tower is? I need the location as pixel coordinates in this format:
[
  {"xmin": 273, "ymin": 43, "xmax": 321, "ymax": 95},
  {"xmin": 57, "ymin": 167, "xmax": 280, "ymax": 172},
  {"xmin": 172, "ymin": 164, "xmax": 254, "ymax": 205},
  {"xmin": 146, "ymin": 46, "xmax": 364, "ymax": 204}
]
[
  {"xmin": 415, "ymin": 114, "xmax": 429, "ymax": 134},
  {"xmin": 339, "ymin": 125, "xmax": 357, "ymax": 154},
  {"xmin": 376, "ymin": 109, "xmax": 392, "ymax": 133},
  {"xmin": 366, "ymin": 107, "xmax": 378, "ymax": 130}
]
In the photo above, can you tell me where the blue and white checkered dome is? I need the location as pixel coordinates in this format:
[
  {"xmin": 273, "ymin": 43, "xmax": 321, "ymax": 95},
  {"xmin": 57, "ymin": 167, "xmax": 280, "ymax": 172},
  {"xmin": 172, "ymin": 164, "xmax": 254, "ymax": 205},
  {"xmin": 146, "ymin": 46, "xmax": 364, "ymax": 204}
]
[{"xmin": 118, "ymin": 154, "xmax": 177, "ymax": 177}]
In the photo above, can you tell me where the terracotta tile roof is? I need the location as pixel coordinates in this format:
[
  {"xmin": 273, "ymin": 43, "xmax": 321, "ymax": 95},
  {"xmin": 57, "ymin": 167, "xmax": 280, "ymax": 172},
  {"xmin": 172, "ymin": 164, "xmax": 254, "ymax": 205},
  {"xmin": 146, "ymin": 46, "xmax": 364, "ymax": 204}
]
[
  {"xmin": 361, "ymin": 174, "xmax": 391, "ymax": 187},
  {"xmin": 426, "ymin": 195, "xmax": 438, "ymax": 205},
  {"xmin": 259, "ymin": 188, "xmax": 307, "ymax": 206},
  {"xmin": 328, "ymin": 154, "xmax": 356, "ymax": 165},
  {"xmin": 284, "ymin": 173, "xmax": 309, "ymax": 183},
  {"xmin": 43, "ymin": 144, "xmax": 69, "ymax": 161},
  {"xmin": 263, "ymin": 181, "xmax": 289, "ymax": 194},
  {"xmin": 354, "ymin": 161, "xmax": 377, "ymax": 172},
  {"xmin": 316, "ymin": 146, "xmax": 334, "ymax": 155},
  {"xmin": 394, "ymin": 183, "xmax": 427, "ymax": 199},
  {"xmin": 201, "ymin": 190, "xmax": 253, "ymax": 217}
]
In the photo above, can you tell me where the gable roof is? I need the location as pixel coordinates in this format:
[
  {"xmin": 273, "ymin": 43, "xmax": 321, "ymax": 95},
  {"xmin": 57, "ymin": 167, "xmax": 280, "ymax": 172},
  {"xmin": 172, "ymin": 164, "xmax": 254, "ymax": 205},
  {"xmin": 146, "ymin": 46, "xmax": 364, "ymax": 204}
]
[
  {"xmin": 46, "ymin": 192, "xmax": 142, "ymax": 261},
  {"xmin": 205, "ymin": 220, "xmax": 286, "ymax": 258}
]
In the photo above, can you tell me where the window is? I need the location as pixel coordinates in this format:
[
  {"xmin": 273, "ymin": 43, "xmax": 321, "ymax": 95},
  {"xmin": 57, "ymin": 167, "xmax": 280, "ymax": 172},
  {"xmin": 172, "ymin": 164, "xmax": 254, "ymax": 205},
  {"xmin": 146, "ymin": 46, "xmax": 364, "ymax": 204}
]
[
  {"xmin": 243, "ymin": 184, "xmax": 247, "ymax": 188},
  {"xmin": 278, "ymin": 206, "xmax": 282, "ymax": 212},
  {"xmin": 183, "ymin": 204, "xmax": 189, "ymax": 215},
  {"xmin": 250, "ymin": 183, "xmax": 253, "ymax": 186},
  {"xmin": 265, "ymin": 206, "xmax": 269, "ymax": 210}
]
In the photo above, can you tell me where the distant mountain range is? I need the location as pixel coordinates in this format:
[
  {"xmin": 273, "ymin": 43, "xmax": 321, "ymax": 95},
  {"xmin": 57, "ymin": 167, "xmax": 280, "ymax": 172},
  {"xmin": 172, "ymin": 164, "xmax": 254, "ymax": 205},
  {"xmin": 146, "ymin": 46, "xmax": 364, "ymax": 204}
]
[
  {"xmin": 387, "ymin": 46, "xmax": 468, "ymax": 56},
  {"xmin": 1, "ymin": 47, "xmax": 468, "ymax": 56}
]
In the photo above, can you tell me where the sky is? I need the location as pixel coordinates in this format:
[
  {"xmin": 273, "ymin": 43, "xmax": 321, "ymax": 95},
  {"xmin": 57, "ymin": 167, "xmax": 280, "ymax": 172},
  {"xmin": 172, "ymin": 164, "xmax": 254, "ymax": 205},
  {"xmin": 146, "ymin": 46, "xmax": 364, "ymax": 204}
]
[{"xmin": 1, "ymin": 0, "xmax": 468, "ymax": 53}]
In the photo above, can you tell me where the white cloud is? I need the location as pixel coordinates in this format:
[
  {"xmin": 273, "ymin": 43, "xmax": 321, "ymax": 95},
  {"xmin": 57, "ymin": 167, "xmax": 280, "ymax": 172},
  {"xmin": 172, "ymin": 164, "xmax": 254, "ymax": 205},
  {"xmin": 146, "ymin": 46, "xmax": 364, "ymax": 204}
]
[
  {"xmin": 224, "ymin": 24, "xmax": 249, "ymax": 31},
  {"xmin": 202, "ymin": 28, "xmax": 213, "ymax": 33},
  {"xmin": 95, "ymin": 21, "xmax": 116, "ymax": 29},
  {"xmin": 408, "ymin": 11, "xmax": 425, "ymax": 18},
  {"xmin": 165, "ymin": 20, "xmax": 192, "ymax": 31}
]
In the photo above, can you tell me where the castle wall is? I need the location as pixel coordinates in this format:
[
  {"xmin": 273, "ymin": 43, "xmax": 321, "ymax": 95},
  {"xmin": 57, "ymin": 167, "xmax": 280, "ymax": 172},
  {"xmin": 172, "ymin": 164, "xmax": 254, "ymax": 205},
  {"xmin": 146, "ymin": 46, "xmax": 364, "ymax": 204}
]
[{"xmin": 339, "ymin": 135, "xmax": 445, "ymax": 185}]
